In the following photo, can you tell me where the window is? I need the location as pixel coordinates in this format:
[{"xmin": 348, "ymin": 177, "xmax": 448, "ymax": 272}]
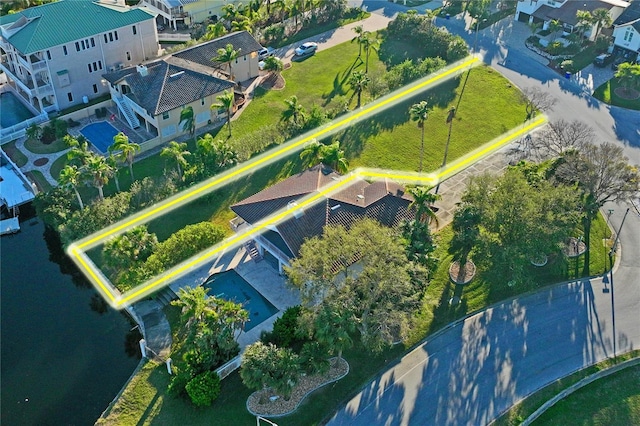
[
  {"xmin": 67, "ymin": 92, "xmax": 73, "ymax": 102},
  {"xmin": 109, "ymin": 33, "xmax": 113, "ymax": 42},
  {"xmin": 114, "ymin": 31, "xmax": 118, "ymax": 41},
  {"xmin": 91, "ymin": 38, "xmax": 95, "ymax": 47},
  {"xmin": 92, "ymin": 62, "xmax": 98, "ymax": 72},
  {"xmin": 201, "ymin": 98, "xmax": 205, "ymax": 106},
  {"xmin": 98, "ymin": 60, "xmax": 102, "ymax": 70},
  {"xmin": 76, "ymin": 41, "xmax": 80, "ymax": 51},
  {"xmin": 63, "ymin": 45, "xmax": 67, "ymax": 55},
  {"xmin": 93, "ymin": 84, "xmax": 98, "ymax": 94},
  {"xmin": 104, "ymin": 34, "xmax": 108, "ymax": 44},
  {"xmin": 162, "ymin": 111, "xmax": 170, "ymax": 120},
  {"xmin": 126, "ymin": 51, "xmax": 131, "ymax": 61},
  {"xmin": 132, "ymin": 25, "xmax": 137, "ymax": 35},
  {"xmin": 46, "ymin": 50, "xmax": 51, "ymax": 60},
  {"xmin": 88, "ymin": 64, "xmax": 92, "ymax": 73},
  {"xmin": 81, "ymin": 40, "xmax": 86, "ymax": 49}
]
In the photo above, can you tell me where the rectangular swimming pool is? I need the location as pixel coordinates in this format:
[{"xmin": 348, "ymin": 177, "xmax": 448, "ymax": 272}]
[
  {"xmin": 79, "ymin": 121, "xmax": 120, "ymax": 154},
  {"xmin": 0, "ymin": 92, "xmax": 35, "ymax": 129},
  {"xmin": 203, "ymin": 270, "xmax": 278, "ymax": 332}
]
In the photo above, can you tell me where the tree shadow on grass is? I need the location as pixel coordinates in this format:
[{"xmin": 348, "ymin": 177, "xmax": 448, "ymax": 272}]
[{"xmin": 322, "ymin": 58, "xmax": 363, "ymax": 107}]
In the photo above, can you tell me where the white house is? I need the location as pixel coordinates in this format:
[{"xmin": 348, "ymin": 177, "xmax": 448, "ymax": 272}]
[
  {"xmin": 0, "ymin": 0, "xmax": 160, "ymax": 115},
  {"xmin": 612, "ymin": 0, "xmax": 640, "ymax": 60}
]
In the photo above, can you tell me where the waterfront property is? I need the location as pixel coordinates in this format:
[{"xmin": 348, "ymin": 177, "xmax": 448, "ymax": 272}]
[
  {"xmin": 0, "ymin": 91, "xmax": 34, "ymax": 128},
  {"xmin": 0, "ymin": 148, "xmax": 36, "ymax": 234}
]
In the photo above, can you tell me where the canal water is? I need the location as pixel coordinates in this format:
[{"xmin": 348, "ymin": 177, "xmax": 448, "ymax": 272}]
[{"xmin": 1, "ymin": 215, "xmax": 141, "ymax": 425}]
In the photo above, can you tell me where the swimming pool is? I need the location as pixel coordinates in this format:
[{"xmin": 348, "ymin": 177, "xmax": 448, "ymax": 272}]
[
  {"xmin": 80, "ymin": 121, "xmax": 120, "ymax": 154},
  {"xmin": 203, "ymin": 270, "xmax": 278, "ymax": 332},
  {"xmin": 0, "ymin": 92, "xmax": 35, "ymax": 129}
]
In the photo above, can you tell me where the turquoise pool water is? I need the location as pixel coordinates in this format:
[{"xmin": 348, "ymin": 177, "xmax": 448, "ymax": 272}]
[
  {"xmin": 203, "ymin": 270, "xmax": 278, "ymax": 331},
  {"xmin": 0, "ymin": 92, "xmax": 35, "ymax": 129},
  {"xmin": 80, "ymin": 121, "xmax": 119, "ymax": 154}
]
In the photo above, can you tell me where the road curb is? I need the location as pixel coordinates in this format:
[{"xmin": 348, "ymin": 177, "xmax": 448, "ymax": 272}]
[{"xmin": 521, "ymin": 356, "xmax": 640, "ymax": 425}]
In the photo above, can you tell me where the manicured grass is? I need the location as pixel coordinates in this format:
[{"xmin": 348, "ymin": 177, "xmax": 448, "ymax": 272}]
[
  {"xmin": 345, "ymin": 66, "xmax": 527, "ymax": 172},
  {"xmin": 593, "ymin": 78, "xmax": 640, "ymax": 111},
  {"xmin": 494, "ymin": 350, "xmax": 640, "ymax": 426},
  {"xmin": 566, "ymin": 45, "xmax": 599, "ymax": 73},
  {"xmin": 24, "ymin": 137, "xmax": 68, "ymax": 154},
  {"xmin": 532, "ymin": 363, "xmax": 640, "ymax": 425},
  {"xmin": 2, "ymin": 140, "xmax": 28, "ymax": 167},
  {"xmin": 26, "ymin": 170, "xmax": 53, "ymax": 192},
  {"xmin": 270, "ymin": 11, "xmax": 371, "ymax": 48},
  {"xmin": 48, "ymin": 154, "xmax": 68, "ymax": 182}
]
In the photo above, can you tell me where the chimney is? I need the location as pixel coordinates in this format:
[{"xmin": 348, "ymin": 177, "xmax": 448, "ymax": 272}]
[{"xmin": 136, "ymin": 64, "xmax": 148, "ymax": 77}]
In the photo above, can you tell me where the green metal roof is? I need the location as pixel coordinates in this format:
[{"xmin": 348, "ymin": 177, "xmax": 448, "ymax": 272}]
[{"xmin": 0, "ymin": 0, "xmax": 155, "ymax": 54}]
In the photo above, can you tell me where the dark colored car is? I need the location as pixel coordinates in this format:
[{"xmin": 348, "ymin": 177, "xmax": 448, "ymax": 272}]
[{"xmin": 593, "ymin": 54, "xmax": 614, "ymax": 67}]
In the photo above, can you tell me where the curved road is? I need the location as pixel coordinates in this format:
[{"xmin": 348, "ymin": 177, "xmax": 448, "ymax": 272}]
[{"xmin": 328, "ymin": 4, "xmax": 640, "ymax": 425}]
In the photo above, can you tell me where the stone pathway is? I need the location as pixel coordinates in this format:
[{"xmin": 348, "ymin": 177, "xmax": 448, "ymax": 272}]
[{"xmin": 13, "ymin": 136, "xmax": 66, "ymax": 187}]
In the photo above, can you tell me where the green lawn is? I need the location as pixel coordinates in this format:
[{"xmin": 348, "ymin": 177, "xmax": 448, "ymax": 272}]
[
  {"xmin": 566, "ymin": 45, "xmax": 599, "ymax": 73},
  {"xmin": 593, "ymin": 78, "xmax": 640, "ymax": 111},
  {"xmin": 26, "ymin": 170, "xmax": 53, "ymax": 192},
  {"xmin": 532, "ymin": 364, "xmax": 640, "ymax": 425},
  {"xmin": 2, "ymin": 140, "xmax": 28, "ymax": 167},
  {"xmin": 24, "ymin": 137, "xmax": 69, "ymax": 154}
]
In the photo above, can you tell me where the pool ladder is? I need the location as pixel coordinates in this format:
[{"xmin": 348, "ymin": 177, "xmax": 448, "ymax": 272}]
[{"xmin": 244, "ymin": 240, "xmax": 263, "ymax": 263}]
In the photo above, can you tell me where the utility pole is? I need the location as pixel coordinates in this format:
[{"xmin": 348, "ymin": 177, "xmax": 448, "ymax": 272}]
[
  {"xmin": 608, "ymin": 207, "xmax": 630, "ymax": 363},
  {"xmin": 435, "ymin": 107, "xmax": 456, "ymax": 194}
]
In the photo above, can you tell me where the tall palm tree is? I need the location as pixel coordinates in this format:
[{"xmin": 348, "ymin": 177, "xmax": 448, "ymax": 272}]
[
  {"xmin": 65, "ymin": 134, "xmax": 91, "ymax": 166},
  {"xmin": 58, "ymin": 164, "xmax": 85, "ymax": 209},
  {"xmin": 161, "ymin": 141, "xmax": 190, "ymax": 178},
  {"xmin": 351, "ymin": 25, "xmax": 365, "ymax": 60},
  {"xmin": 575, "ymin": 10, "xmax": 593, "ymax": 43},
  {"xmin": 348, "ymin": 70, "xmax": 370, "ymax": 108},
  {"xmin": 221, "ymin": 3, "xmax": 239, "ymax": 23},
  {"xmin": 231, "ymin": 16, "xmax": 253, "ymax": 34},
  {"xmin": 321, "ymin": 142, "xmax": 348, "ymax": 174},
  {"xmin": 299, "ymin": 139, "xmax": 323, "ymax": 168},
  {"xmin": 179, "ymin": 106, "xmax": 195, "ymax": 137},
  {"xmin": 202, "ymin": 22, "xmax": 227, "ymax": 41},
  {"xmin": 85, "ymin": 154, "xmax": 112, "ymax": 200},
  {"xmin": 110, "ymin": 132, "xmax": 140, "ymax": 181},
  {"xmin": 214, "ymin": 138, "xmax": 238, "ymax": 168},
  {"xmin": 409, "ymin": 100, "xmax": 431, "ymax": 173},
  {"xmin": 211, "ymin": 90, "xmax": 235, "ymax": 137},
  {"xmin": 408, "ymin": 186, "xmax": 440, "ymax": 226},
  {"xmin": 615, "ymin": 62, "xmax": 640, "ymax": 95},
  {"xmin": 281, "ymin": 95, "xmax": 305, "ymax": 125},
  {"xmin": 105, "ymin": 153, "xmax": 121, "ymax": 192},
  {"xmin": 213, "ymin": 43, "xmax": 241, "ymax": 81},
  {"xmin": 547, "ymin": 19, "xmax": 562, "ymax": 40},
  {"xmin": 590, "ymin": 8, "xmax": 611, "ymax": 40},
  {"xmin": 361, "ymin": 33, "xmax": 380, "ymax": 73}
]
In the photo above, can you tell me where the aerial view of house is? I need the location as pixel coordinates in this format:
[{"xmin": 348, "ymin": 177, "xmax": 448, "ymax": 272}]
[{"xmin": 1, "ymin": 0, "xmax": 639, "ymax": 425}]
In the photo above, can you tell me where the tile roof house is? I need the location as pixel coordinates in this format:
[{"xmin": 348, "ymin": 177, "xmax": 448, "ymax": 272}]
[
  {"xmin": 0, "ymin": 0, "xmax": 160, "ymax": 115},
  {"xmin": 612, "ymin": 0, "xmax": 640, "ymax": 60},
  {"xmin": 230, "ymin": 164, "xmax": 415, "ymax": 273},
  {"xmin": 515, "ymin": 0, "xmax": 629, "ymax": 41},
  {"xmin": 102, "ymin": 30, "xmax": 261, "ymax": 141},
  {"xmin": 140, "ymin": 0, "xmax": 244, "ymax": 30}
]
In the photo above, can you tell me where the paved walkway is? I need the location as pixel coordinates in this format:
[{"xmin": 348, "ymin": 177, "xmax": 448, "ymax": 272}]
[{"xmin": 128, "ymin": 300, "xmax": 172, "ymax": 360}]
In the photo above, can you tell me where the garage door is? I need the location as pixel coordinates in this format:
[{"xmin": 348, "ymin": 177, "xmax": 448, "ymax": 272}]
[{"xmin": 517, "ymin": 12, "xmax": 530, "ymax": 23}]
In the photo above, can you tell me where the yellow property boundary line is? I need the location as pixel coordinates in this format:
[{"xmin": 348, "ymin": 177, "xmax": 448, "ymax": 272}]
[{"xmin": 66, "ymin": 56, "xmax": 547, "ymax": 308}]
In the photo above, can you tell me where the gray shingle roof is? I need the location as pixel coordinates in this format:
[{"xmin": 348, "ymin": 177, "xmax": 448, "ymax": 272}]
[
  {"xmin": 103, "ymin": 60, "xmax": 233, "ymax": 115},
  {"xmin": 231, "ymin": 165, "xmax": 415, "ymax": 257},
  {"xmin": 536, "ymin": 0, "xmax": 619, "ymax": 26},
  {"xmin": 0, "ymin": 0, "xmax": 154, "ymax": 55},
  {"xmin": 172, "ymin": 31, "xmax": 263, "ymax": 68},
  {"xmin": 614, "ymin": 0, "xmax": 640, "ymax": 31}
]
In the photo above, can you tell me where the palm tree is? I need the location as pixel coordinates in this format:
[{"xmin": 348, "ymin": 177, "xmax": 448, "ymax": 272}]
[
  {"xmin": 214, "ymin": 138, "xmax": 237, "ymax": 168},
  {"xmin": 221, "ymin": 3, "xmax": 239, "ymax": 23},
  {"xmin": 65, "ymin": 134, "xmax": 91, "ymax": 166},
  {"xmin": 590, "ymin": 8, "xmax": 611, "ymax": 40},
  {"xmin": 547, "ymin": 19, "xmax": 562, "ymax": 40},
  {"xmin": 615, "ymin": 62, "xmax": 640, "ymax": 95},
  {"xmin": 299, "ymin": 139, "xmax": 323, "ymax": 167},
  {"xmin": 575, "ymin": 10, "xmax": 593, "ymax": 43},
  {"xmin": 351, "ymin": 25, "xmax": 365, "ymax": 60},
  {"xmin": 361, "ymin": 33, "xmax": 380, "ymax": 73},
  {"xmin": 105, "ymin": 153, "xmax": 121, "ymax": 192},
  {"xmin": 25, "ymin": 123, "xmax": 41, "ymax": 141},
  {"xmin": 348, "ymin": 70, "xmax": 370, "ymax": 108},
  {"xmin": 408, "ymin": 186, "xmax": 440, "ymax": 226},
  {"xmin": 409, "ymin": 100, "xmax": 431, "ymax": 173},
  {"xmin": 161, "ymin": 141, "xmax": 190, "ymax": 178},
  {"xmin": 321, "ymin": 142, "xmax": 348, "ymax": 174},
  {"xmin": 263, "ymin": 56, "xmax": 283, "ymax": 78},
  {"xmin": 231, "ymin": 16, "xmax": 253, "ymax": 34},
  {"xmin": 179, "ymin": 106, "xmax": 195, "ymax": 137},
  {"xmin": 213, "ymin": 43, "xmax": 241, "ymax": 81},
  {"xmin": 58, "ymin": 164, "xmax": 85, "ymax": 209},
  {"xmin": 313, "ymin": 303, "xmax": 354, "ymax": 362},
  {"xmin": 202, "ymin": 22, "xmax": 227, "ymax": 41},
  {"xmin": 110, "ymin": 132, "xmax": 140, "ymax": 181},
  {"xmin": 85, "ymin": 154, "xmax": 112, "ymax": 200},
  {"xmin": 211, "ymin": 90, "xmax": 235, "ymax": 137},
  {"xmin": 281, "ymin": 95, "xmax": 306, "ymax": 125}
]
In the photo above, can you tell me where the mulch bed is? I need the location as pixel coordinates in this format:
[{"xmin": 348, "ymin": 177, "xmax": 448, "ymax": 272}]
[
  {"xmin": 247, "ymin": 357, "xmax": 349, "ymax": 417},
  {"xmin": 33, "ymin": 157, "xmax": 49, "ymax": 166},
  {"xmin": 449, "ymin": 260, "xmax": 476, "ymax": 285},
  {"xmin": 613, "ymin": 87, "xmax": 640, "ymax": 100},
  {"xmin": 259, "ymin": 73, "xmax": 285, "ymax": 90}
]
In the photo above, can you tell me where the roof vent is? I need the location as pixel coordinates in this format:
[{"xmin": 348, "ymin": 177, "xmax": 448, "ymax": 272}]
[
  {"xmin": 356, "ymin": 194, "xmax": 365, "ymax": 200},
  {"xmin": 136, "ymin": 64, "xmax": 148, "ymax": 77},
  {"xmin": 331, "ymin": 204, "xmax": 341, "ymax": 211},
  {"xmin": 170, "ymin": 71, "xmax": 185, "ymax": 78}
]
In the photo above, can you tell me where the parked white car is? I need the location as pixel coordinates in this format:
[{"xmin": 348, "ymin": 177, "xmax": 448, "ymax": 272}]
[
  {"xmin": 258, "ymin": 46, "xmax": 275, "ymax": 61},
  {"xmin": 294, "ymin": 42, "xmax": 318, "ymax": 57}
]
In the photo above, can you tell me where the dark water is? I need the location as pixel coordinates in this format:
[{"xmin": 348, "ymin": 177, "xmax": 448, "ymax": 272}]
[{"xmin": 1, "ymin": 216, "xmax": 141, "ymax": 425}]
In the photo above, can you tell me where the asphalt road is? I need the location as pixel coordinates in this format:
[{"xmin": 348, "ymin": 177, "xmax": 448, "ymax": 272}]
[{"xmin": 328, "ymin": 5, "xmax": 640, "ymax": 426}]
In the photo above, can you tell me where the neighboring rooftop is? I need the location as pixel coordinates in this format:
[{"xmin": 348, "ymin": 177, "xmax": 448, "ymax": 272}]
[
  {"xmin": 231, "ymin": 165, "xmax": 415, "ymax": 257},
  {"xmin": 172, "ymin": 31, "xmax": 263, "ymax": 68},
  {"xmin": 614, "ymin": 0, "xmax": 640, "ymax": 31},
  {"xmin": 533, "ymin": 0, "xmax": 629, "ymax": 25},
  {"xmin": 0, "ymin": 0, "xmax": 154, "ymax": 55},
  {"xmin": 103, "ymin": 60, "xmax": 234, "ymax": 115}
]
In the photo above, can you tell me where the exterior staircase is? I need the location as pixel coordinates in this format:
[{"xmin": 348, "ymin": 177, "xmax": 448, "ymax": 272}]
[
  {"xmin": 113, "ymin": 95, "xmax": 140, "ymax": 129},
  {"xmin": 154, "ymin": 286, "xmax": 178, "ymax": 307},
  {"xmin": 243, "ymin": 240, "xmax": 263, "ymax": 263}
]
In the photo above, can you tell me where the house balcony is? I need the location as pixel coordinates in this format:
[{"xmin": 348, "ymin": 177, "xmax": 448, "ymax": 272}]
[
  {"xmin": 16, "ymin": 53, "xmax": 47, "ymax": 72},
  {"xmin": 0, "ymin": 62, "xmax": 52, "ymax": 98}
]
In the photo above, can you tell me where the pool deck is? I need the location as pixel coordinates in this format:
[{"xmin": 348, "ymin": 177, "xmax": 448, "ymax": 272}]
[{"xmin": 168, "ymin": 245, "xmax": 300, "ymax": 349}]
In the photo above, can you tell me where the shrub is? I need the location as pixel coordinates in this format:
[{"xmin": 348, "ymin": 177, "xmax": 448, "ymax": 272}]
[
  {"xmin": 41, "ymin": 124, "xmax": 56, "ymax": 144},
  {"xmin": 268, "ymin": 306, "xmax": 304, "ymax": 348},
  {"xmin": 185, "ymin": 371, "xmax": 221, "ymax": 407},
  {"xmin": 547, "ymin": 41, "xmax": 564, "ymax": 55},
  {"xmin": 263, "ymin": 23, "xmax": 285, "ymax": 44},
  {"xmin": 299, "ymin": 341, "xmax": 330, "ymax": 375}
]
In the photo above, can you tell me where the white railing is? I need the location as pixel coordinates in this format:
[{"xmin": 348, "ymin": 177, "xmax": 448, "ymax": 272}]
[
  {"xmin": 0, "ymin": 112, "xmax": 48, "ymax": 139},
  {"xmin": 255, "ymin": 234, "xmax": 291, "ymax": 266},
  {"xmin": 32, "ymin": 60, "xmax": 47, "ymax": 72},
  {"xmin": 113, "ymin": 95, "xmax": 140, "ymax": 129},
  {"xmin": 157, "ymin": 33, "xmax": 192, "ymax": 43}
]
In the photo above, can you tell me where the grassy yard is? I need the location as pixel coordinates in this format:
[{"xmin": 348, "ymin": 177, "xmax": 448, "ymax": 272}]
[
  {"xmin": 2, "ymin": 140, "xmax": 28, "ymax": 167},
  {"xmin": 24, "ymin": 136, "xmax": 68, "ymax": 154},
  {"xmin": 26, "ymin": 170, "xmax": 53, "ymax": 192},
  {"xmin": 593, "ymin": 78, "xmax": 640, "ymax": 111},
  {"xmin": 532, "ymin": 363, "xmax": 640, "ymax": 425},
  {"xmin": 99, "ymin": 212, "xmax": 611, "ymax": 425},
  {"xmin": 566, "ymin": 45, "xmax": 599, "ymax": 73},
  {"xmin": 495, "ymin": 351, "xmax": 640, "ymax": 426}
]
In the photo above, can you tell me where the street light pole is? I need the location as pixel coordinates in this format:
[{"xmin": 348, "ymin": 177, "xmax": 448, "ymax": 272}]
[
  {"xmin": 608, "ymin": 207, "xmax": 630, "ymax": 363},
  {"xmin": 435, "ymin": 107, "xmax": 456, "ymax": 194}
]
